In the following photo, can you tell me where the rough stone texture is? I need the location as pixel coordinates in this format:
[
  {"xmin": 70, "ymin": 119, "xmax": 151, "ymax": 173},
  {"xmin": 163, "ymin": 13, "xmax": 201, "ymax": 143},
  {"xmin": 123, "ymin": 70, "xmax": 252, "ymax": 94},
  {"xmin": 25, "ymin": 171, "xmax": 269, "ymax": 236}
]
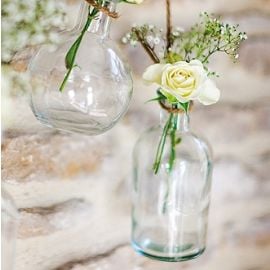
[{"xmin": 2, "ymin": 0, "xmax": 270, "ymax": 269}]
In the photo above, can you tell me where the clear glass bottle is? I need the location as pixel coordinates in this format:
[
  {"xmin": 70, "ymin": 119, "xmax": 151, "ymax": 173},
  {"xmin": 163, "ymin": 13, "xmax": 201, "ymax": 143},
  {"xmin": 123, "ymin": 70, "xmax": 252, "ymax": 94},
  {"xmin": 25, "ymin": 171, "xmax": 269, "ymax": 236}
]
[
  {"xmin": 2, "ymin": 188, "xmax": 18, "ymax": 270},
  {"xmin": 29, "ymin": 0, "xmax": 133, "ymax": 135},
  {"xmin": 132, "ymin": 107, "xmax": 213, "ymax": 262}
]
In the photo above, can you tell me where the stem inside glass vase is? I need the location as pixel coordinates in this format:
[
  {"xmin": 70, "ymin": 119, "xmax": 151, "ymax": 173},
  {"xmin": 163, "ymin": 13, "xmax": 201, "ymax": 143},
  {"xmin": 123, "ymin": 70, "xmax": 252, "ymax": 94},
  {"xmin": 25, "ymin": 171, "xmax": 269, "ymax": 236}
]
[
  {"xmin": 59, "ymin": 5, "xmax": 98, "ymax": 92},
  {"xmin": 153, "ymin": 102, "xmax": 190, "ymax": 175},
  {"xmin": 59, "ymin": 0, "xmax": 117, "ymax": 92}
]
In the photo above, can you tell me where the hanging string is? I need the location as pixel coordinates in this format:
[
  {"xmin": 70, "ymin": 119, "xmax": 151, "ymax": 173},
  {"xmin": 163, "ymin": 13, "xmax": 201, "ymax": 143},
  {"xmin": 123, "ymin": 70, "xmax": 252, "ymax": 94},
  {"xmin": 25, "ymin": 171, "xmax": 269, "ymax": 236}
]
[
  {"xmin": 166, "ymin": 0, "xmax": 172, "ymax": 50},
  {"xmin": 84, "ymin": 0, "xmax": 119, "ymax": 19}
]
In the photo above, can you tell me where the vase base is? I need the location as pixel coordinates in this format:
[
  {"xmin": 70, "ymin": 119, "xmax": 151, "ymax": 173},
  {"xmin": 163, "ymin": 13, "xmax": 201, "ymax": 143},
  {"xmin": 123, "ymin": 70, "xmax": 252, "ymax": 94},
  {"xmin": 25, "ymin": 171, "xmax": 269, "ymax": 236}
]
[
  {"xmin": 32, "ymin": 111, "xmax": 116, "ymax": 136},
  {"xmin": 132, "ymin": 241, "xmax": 205, "ymax": 262}
]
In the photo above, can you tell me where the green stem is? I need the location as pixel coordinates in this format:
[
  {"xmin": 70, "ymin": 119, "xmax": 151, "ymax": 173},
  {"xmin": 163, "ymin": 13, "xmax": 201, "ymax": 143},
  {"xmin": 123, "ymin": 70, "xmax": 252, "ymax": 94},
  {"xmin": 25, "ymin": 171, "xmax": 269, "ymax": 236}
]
[
  {"xmin": 153, "ymin": 113, "xmax": 173, "ymax": 174},
  {"xmin": 168, "ymin": 114, "xmax": 177, "ymax": 172},
  {"xmin": 59, "ymin": 68, "xmax": 73, "ymax": 92},
  {"xmin": 59, "ymin": 7, "xmax": 99, "ymax": 92},
  {"xmin": 162, "ymin": 114, "xmax": 177, "ymax": 214}
]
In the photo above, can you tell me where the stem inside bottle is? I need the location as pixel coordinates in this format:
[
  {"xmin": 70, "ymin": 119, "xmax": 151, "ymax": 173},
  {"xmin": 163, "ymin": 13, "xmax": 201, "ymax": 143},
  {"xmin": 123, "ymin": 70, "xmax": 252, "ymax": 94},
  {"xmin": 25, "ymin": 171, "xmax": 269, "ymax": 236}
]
[
  {"xmin": 59, "ymin": 0, "xmax": 117, "ymax": 92},
  {"xmin": 153, "ymin": 104, "xmax": 190, "ymax": 174}
]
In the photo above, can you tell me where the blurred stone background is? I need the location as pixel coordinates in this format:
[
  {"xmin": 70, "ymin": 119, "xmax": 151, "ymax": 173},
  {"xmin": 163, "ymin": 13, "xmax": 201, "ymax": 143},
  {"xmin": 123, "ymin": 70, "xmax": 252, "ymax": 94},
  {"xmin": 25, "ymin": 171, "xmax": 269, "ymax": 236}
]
[{"xmin": 2, "ymin": 0, "xmax": 270, "ymax": 269}]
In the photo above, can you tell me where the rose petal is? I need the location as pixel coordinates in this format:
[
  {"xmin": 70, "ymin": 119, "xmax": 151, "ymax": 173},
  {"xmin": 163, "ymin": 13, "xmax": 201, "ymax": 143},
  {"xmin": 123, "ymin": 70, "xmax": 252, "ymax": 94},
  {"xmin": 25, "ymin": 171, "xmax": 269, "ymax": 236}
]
[
  {"xmin": 142, "ymin": 64, "xmax": 166, "ymax": 84},
  {"xmin": 198, "ymin": 79, "xmax": 220, "ymax": 105},
  {"xmin": 189, "ymin": 59, "xmax": 204, "ymax": 68},
  {"xmin": 174, "ymin": 61, "xmax": 189, "ymax": 67}
]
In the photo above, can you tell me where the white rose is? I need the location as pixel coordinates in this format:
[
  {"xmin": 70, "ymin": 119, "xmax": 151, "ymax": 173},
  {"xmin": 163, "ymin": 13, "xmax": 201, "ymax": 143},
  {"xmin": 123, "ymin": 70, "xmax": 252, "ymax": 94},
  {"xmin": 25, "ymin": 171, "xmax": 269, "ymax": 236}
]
[{"xmin": 143, "ymin": 60, "xmax": 220, "ymax": 105}]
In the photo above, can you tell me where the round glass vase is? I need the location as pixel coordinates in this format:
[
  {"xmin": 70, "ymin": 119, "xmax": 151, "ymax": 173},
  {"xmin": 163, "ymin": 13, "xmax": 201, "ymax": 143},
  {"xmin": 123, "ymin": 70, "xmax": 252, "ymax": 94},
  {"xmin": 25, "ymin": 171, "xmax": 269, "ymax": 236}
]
[
  {"xmin": 132, "ymin": 107, "xmax": 213, "ymax": 262},
  {"xmin": 29, "ymin": 0, "xmax": 133, "ymax": 135}
]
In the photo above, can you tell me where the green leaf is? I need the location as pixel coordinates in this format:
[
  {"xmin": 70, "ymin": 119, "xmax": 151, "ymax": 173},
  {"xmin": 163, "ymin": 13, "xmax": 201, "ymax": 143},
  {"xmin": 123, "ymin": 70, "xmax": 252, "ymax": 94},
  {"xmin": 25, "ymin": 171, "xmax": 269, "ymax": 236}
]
[
  {"xmin": 145, "ymin": 95, "xmax": 166, "ymax": 104},
  {"xmin": 178, "ymin": 102, "xmax": 190, "ymax": 113},
  {"xmin": 119, "ymin": 0, "xmax": 137, "ymax": 4},
  {"xmin": 166, "ymin": 52, "xmax": 183, "ymax": 64},
  {"xmin": 65, "ymin": 37, "xmax": 82, "ymax": 69},
  {"xmin": 59, "ymin": 6, "xmax": 98, "ymax": 92},
  {"xmin": 159, "ymin": 89, "xmax": 178, "ymax": 103}
]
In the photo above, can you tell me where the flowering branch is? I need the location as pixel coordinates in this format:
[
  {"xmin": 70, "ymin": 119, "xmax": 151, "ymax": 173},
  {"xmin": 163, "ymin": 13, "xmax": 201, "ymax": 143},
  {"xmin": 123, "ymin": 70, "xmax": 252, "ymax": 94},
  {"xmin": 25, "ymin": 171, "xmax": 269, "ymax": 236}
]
[{"xmin": 133, "ymin": 28, "xmax": 160, "ymax": 63}]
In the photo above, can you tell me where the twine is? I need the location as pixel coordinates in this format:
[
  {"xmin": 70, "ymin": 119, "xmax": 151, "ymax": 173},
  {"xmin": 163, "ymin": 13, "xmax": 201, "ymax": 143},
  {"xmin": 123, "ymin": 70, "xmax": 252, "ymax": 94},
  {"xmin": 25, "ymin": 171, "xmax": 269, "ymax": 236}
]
[
  {"xmin": 84, "ymin": 0, "xmax": 119, "ymax": 19},
  {"xmin": 159, "ymin": 100, "xmax": 193, "ymax": 113}
]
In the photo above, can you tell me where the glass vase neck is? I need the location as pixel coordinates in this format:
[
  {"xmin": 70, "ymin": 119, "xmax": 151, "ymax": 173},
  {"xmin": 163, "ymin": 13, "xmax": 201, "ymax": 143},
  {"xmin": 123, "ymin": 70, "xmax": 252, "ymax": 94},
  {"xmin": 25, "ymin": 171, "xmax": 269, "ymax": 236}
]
[
  {"xmin": 76, "ymin": 0, "xmax": 117, "ymax": 37},
  {"xmin": 160, "ymin": 108, "xmax": 190, "ymax": 132}
]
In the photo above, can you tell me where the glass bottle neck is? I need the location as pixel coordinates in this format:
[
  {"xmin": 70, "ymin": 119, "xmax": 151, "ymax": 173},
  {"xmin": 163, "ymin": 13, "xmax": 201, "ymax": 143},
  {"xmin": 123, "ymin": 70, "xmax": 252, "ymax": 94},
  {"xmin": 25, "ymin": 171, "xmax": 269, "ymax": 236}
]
[
  {"xmin": 75, "ymin": 0, "xmax": 117, "ymax": 37},
  {"xmin": 160, "ymin": 109, "xmax": 190, "ymax": 132}
]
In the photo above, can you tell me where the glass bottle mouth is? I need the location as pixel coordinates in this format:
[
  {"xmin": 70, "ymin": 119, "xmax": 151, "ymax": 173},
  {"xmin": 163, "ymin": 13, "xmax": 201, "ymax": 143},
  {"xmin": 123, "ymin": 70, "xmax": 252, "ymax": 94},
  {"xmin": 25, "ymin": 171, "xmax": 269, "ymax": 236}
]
[
  {"xmin": 88, "ymin": 0, "xmax": 117, "ymax": 13},
  {"xmin": 76, "ymin": 0, "xmax": 118, "ymax": 34},
  {"xmin": 159, "ymin": 99, "xmax": 190, "ymax": 132}
]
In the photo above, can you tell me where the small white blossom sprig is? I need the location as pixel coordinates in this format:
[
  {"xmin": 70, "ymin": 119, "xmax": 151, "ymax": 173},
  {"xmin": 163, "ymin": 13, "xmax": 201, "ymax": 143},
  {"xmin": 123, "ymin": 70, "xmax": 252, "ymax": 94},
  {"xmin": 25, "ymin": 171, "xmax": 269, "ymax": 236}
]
[
  {"xmin": 122, "ymin": 24, "xmax": 165, "ymax": 62},
  {"xmin": 122, "ymin": 7, "xmax": 247, "ymax": 174},
  {"xmin": 2, "ymin": 0, "xmax": 67, "ymax": 63}
]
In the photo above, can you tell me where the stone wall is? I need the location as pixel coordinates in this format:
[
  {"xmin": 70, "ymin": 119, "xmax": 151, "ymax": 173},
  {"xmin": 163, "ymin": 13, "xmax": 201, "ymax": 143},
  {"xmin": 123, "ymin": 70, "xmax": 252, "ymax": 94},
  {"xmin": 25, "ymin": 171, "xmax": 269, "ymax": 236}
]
[{"xmin": 2, "ymin": 0, "xmax": 270, "ymax": 269}]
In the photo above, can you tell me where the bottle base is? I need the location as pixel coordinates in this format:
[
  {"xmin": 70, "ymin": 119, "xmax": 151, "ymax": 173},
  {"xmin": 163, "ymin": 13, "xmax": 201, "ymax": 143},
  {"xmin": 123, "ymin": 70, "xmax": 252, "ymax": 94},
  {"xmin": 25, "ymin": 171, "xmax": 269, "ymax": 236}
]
[{"xmin": 132, "ymin": 241, "xmax": 205, "ymax": 262}]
